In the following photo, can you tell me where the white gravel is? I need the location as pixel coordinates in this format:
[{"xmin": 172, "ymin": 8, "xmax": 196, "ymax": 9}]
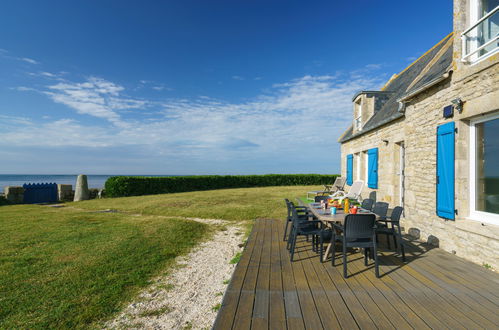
[{"xmin": 105, "ymin": 219, "xmax": 245, "ymax": 330}]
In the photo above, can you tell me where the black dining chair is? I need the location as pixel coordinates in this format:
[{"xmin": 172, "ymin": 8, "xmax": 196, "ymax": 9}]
[
  {"xmin": 288, "ymin": 205, "xmax": 324, "ymax": 262},
  {"xmin": 376, "ymin": 206, "xmax": 406, "ymax": 261},
  {"xmin": 283, "ymin": 199, "xmax": 310, "ymax": 241},
  {"xmin": 360, "ymin": 198, "xmax": 374, "ymax": 211},
  {"xmin": 332, "ymin": 214, "xmax": 379, "ymax": 278},
  {"xmin": 372, "ymin": 202, "xmax": 389, "ymax": 219}
]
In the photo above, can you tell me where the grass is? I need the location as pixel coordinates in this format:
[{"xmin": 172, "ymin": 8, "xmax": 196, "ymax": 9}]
[
  {"xmin": 229, "ymin": 252, "xmax": 242, "ymax": 264},
  {"xmin": 74, "ymin": 185, "xmax": 321, "ymax": 230},
  {"xmin": 211, "ymin": 303, "xmax": 222, "ymax": 312},
  {"xmin": 0, "ymin": 205, "xmax": 207, "ymax": 328},
  {"xmin": 0, "ymin": 185, "xmax": 320, "ymax": 328}
]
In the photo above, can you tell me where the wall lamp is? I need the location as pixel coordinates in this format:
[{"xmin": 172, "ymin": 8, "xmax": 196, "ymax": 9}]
[
  {"xmin": 382, "ymin": 139, "xmax": 389, "ymax": 145},
  {"xmin": 451, "ymin": 98, "xmax": 464, "ymax": 113}
]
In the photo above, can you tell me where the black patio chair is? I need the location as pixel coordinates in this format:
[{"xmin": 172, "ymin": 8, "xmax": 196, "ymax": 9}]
[
  {"xmin": 288, "ymin": 204, "xmax": 324, "ymax": 262},
  {"xmin": 372, "ymin": 201, "xmax": 389, "ymax": 219},
  {"xmin": 360, "ymin": 198, "xmax": 374, "ymax": 211},
  {"xmin": 283, "ymin": 199, "xmax": 310, "ymax": 241},
  {"xmin": 376, "ymin": 206, "xmax": 406, "ymax": 261},
  {"xmin": 332, "ymin": 214, "xmax": 379, "ymax": 278}
]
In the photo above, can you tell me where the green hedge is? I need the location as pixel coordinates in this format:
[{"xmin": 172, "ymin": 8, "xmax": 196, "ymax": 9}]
[{"xmin": 104, "ymin": 174, "xmax": 339, "ymax": 197}]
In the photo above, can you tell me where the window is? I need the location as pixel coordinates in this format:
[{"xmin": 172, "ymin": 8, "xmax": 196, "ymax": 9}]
[
  {"xmin": 364, "ymin": 150, "xmax": 369, "ymax": 181},
  {"xmin": 355, "ymin": 153, "xmax": 361, "ymax": 181},
  {"xmin": 462, "ymin": 0, "xmax": 499, "ymax": 63},
  {"xmin": 470, "ymin": 112, "xmax": 499, "ymax": 224},
  {"xmin": 355, "ymin": 115, "xmax": 362, "ymax": 131},
  {"xmin": 354, "ymin": 99, "xmax": 362, "ymax": 131}
]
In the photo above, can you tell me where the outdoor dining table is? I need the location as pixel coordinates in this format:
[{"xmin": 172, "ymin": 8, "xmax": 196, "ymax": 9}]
[{"xmin": 297, "ymin": 199, "xmax": 376, "ymax": 262}]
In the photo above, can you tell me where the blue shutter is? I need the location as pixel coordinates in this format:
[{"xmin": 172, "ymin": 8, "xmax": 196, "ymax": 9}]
[
  {"xmin": 367, "ymin": 148, "xmax": 378, "ymax": 189},
  {"xmin": 436, "ymin": 122, "xmax": 455, "ymax": 220},
  {"xmin": 346, "ymin": 154, "xmax": 353, "ymax": 185}
]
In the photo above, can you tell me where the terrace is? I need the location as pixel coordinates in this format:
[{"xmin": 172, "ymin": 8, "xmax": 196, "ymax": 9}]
[{"xmin": 214, "ymin": 218, "xmax": 499, "ymax": 329}]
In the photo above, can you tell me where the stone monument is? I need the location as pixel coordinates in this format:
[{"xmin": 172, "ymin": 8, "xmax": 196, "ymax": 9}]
[{"xmin": 74, "ymin": 175, "xmax": 90, "ymax": 201}]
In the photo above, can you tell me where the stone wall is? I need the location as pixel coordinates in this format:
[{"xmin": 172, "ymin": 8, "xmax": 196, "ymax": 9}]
[
  {"xmin": 341, "ymin": 60, "xmax": 499, "ymax": 269},
  {"xmin": 4, "ymin": 186, "xmax": 24, "ymax": 204},
  {"xmin": 57, "ymin": 184, "xmax": 74, "ymax": 202}
]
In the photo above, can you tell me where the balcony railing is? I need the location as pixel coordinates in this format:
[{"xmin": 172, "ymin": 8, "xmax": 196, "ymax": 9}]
[{"xmin": 461, "ymin": 5, "xmax": 499, "ymax": 63}]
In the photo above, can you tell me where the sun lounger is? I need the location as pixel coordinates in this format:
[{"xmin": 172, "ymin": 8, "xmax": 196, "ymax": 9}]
[{"xmin": 307, "ymin": 177, "xmax": 345, "ymax": 200}]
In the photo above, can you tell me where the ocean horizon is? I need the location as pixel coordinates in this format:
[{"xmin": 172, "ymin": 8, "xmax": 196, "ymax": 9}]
[{"xmin": 0, "ymin": 174, "xmax": 180, "ymax": 191}]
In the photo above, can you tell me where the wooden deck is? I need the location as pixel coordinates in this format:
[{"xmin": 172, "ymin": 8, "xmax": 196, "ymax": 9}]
[{"xmin": 214, "ymin": 218, "xmax": 499, "ymax": 329}]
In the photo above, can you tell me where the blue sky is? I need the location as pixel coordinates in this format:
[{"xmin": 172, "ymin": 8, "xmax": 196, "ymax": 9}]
[{"xmin": 0, "ymin": 0, "xmax": 452, "ymax": 175}]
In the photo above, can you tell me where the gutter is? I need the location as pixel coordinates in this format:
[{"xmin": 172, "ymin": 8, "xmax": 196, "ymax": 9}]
[
  {"xmin": 351, "ymin": 90, "xmax": 394, "ymax": 102},
  {"xmin": 397, "ymin": 70, "xmax": 452, "ymax": 103}
]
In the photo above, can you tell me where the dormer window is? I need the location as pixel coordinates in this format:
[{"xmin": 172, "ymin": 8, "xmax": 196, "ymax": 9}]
[
  {"xmin": 355, "ymin": 114, "xmax": 362, "ymax": 131},
  {"xmin": 354, "ymin": 98, "xmax": 363, "ymax": 131},
  {"xmin": 461, "ymin": 0, "xmax": 499, "ymax": 63}
]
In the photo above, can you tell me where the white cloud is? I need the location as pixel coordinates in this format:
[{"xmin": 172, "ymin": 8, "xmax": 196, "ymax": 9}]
[
  {"xmin": 232, "ymin": 75, "xmax": 245, "ymax": 80},
  {"xmin": 42, "ymin": 76, "xmax": 150, "ymax": 127},
  {"xmin": 12, "ymin": 86, "xmax": 36, "ymax": 92},
  {"xmin": 20, "ymin": 57, "xmax": 39, "ymax": 64},
  {"xmin": 5, "ymin": 71, "xmax": 383, "ymax": 171},
  {"xmin": 40, "ymin": 71, "xmax": 56, "ymax": 77}
]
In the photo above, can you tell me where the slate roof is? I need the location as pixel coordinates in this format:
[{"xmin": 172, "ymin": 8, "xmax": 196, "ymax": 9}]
[{"xmin": 339, "ymin": 33, "xmax": 454, "ymax": 143}]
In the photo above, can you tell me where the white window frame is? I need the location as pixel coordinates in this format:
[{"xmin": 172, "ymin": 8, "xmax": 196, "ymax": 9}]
[
  {"xmin": 469, "ymin": 111, "xmax": 499, "ymax": 225},
  {"xmin": 355, "ymin": 153, "xmax": 361, "ymax": 181},
  {"xmin": 462, "ymin": 0, "xmax": 499, "ymax": 64},
  {"xmin": 354, "ymin": 99, "xmax": 363, "ymax": 131},
  {"xmin": 364, "ymin": 151, "xmax": 369, "ymax": 183}
]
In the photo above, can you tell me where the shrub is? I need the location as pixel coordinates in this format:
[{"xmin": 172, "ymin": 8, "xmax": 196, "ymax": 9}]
[{"xmin": 104, "ymin": 174, "xmax": 338, "ymax": 197}]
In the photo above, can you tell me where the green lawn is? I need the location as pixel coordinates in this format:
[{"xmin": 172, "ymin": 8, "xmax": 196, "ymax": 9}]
[
  {"xmin": 0, "ymin": 185, "xmax": 319, "ymax": 328},
  {"xmin": 74, "ymin": 185, "xmax": 321, "ymax": 223}
]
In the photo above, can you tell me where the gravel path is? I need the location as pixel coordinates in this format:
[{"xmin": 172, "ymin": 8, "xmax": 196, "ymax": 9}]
[{"xmin": 105, "ymin": 219, "xmax": 245, "ymax": 330}]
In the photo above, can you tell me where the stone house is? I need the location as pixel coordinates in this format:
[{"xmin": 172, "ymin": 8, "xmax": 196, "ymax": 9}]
[{"xmin": 339, "ymin": 0, "xmax": 499, "ymax": 268}]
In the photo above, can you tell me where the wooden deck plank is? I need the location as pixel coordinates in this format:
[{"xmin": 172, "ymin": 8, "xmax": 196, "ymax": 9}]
[
  {"xmin": 289, "ymin": 237, "xmax": 324, "ymax": 329},
  {"xmin": 379, "ymin": 252, "xmax": 475, "ymax": 329},
  {"xmin": 295, "ymin": 240, "xmax": 342, "ymax": 329},
  {"xmin": 347, "ymin": 254, "xmax": 432, "ymax": 329},
  {"xmin": 345, "ymin": 252, "xmax": 420, "ymax": 330},
  {"xmin": 385, "ymin": 252, "xmax": 499, "ymax": 328},
  {"xmin": 412, "ymin": 249, "xmax": 499, "ymax": 309},
  {"xmin": 331, "ymin": 250, "xmax": 396, "ymax": 330},
  {"xmin": 213, "ymin": 220, "xmax": 261, "ymax": 330},
  {"xmin": 404, "ymin": 241, "xmax": 499, "ymax": 304},
  {"xmin": 277, "ymin": 220, "xmax": 305, "ymax": 330},
  {"xmin": 214, "ymin": 219, "xmax": 499, "ymax": 330},
  {"xmin": 383, "ymin": 251, "xmax": 498, "ymax": 329},
  {"xmin": 251, "ymin": 220, "xmax": 273, "ymax": 330},
  {"xmin": 322, "ymin": 252, "xmax": 378, "ymax": 329},
  {"xmin": 232, "ymin": 219, "xmax": 266, "ymax": 330},
  {"xmin": 268, "ymin": 220, "xmax": 287, "ymax": 330},
  {"xmin": 301, "ymin": 248, "xmax": 360, "ymax": 329}
]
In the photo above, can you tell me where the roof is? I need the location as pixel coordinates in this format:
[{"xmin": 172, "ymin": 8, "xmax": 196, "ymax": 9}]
[{"xmin": 339, "ymin": 33, "xmax": 454, "ymax": 143}]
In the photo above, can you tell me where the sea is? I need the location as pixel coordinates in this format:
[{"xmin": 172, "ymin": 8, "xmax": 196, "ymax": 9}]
[{"xmin": 0, "ymin": 174, "xmax": 171, "ymax": 191}]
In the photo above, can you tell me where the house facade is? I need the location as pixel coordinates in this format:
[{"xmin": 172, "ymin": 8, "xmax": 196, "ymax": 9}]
[{"xmin": 339, "ymin": 0, "xmax": 499, "ymax": 268}]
